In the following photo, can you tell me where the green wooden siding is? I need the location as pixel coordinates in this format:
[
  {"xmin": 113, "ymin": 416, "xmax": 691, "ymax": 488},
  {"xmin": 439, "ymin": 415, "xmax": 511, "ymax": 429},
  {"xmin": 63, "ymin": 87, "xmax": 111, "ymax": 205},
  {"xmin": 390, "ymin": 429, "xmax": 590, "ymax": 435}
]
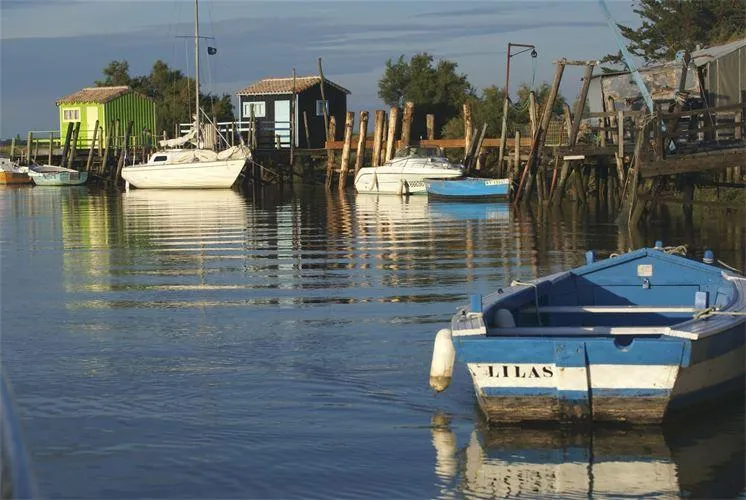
[{"xmin": 59, "ymin": 92, "xmax": 155, "ymax": 149}]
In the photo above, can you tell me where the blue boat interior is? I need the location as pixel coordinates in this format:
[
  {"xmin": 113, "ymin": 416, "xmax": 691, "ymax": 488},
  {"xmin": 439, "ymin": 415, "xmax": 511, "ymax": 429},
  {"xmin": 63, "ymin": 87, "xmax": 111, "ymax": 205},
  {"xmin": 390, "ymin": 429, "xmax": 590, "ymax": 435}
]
[{"xmin": 481, "ymin": 249, "xmax": 736, "ymax": 331}]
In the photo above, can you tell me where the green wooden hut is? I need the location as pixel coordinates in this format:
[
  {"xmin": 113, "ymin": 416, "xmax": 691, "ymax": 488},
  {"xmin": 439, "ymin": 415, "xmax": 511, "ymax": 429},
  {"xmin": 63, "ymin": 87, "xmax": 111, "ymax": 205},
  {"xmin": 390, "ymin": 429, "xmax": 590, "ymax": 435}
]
[{"xmin": 56, "ymin": 86, "xmax": 156, "ymax": 148}]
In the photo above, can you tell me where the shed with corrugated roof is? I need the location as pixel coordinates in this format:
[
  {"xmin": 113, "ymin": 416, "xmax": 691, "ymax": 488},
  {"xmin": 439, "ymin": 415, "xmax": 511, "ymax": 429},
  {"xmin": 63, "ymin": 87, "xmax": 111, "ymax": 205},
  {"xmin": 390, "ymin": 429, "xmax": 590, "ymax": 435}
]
[
  {"xmin": 56, "ymin": 86, "xmax": 156, "ymax": 148},
  {"xmin": 235, "ymin": 76, "xmax": 350, "ymax": 149}
]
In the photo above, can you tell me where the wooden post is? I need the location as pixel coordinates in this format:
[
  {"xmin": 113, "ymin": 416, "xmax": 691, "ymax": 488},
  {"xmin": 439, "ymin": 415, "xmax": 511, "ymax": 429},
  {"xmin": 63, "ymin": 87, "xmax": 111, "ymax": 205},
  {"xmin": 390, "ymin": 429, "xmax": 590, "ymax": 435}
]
[
  {"xmin": 515, "ymin": 59, "xmax": 565, "ymax": 204},
  {"xmin": 115, "ymin": 120, "xmax": 134, "ymax": 182},
  {"xmin": 66, "ymin": 122, "xmax": 80, "ymax": 169},
  {"xmin": 32, "ymin": 136, "xmax": 39, "ymax": 163},
  {"xmin": 60, "ymin": 123, "xmax": 74, "ymax": 167},
  {"xmin": 463, "ymin": 102, "xmax": 473, "ymax": 153},
  {"xmin": 497, "ymin": 95, "xmax": 509, "ymax": 176},
  {"xmin": 528, "ymin": 91, "xmax": 538, "ymax": 139},
  {"xmin": 100, "ymin": 122, "xmax": 114, "ymax": 176},
  {"xmin": 26, "ymin": 131, "xmax": 33, "ymax": 164},
  {"xmin": 552, "ymin": 63, "xmax": 594, "ymax": 205},
  {"xmin": 400, "ymin": 101, "xmax": 414, "ymax": 146},
  {"xmin": 290, "ymin": 68, "xmax": 296, "ymax": 165},
  {"xmin": 513, "ymin": 131, "xmax": 520, "ymax": 179},
  {"xmin": 385, "ymin": 106, "xmax": 398, "ymax": 161},
  {"xmin": 338, "ymin": 111, "xmax": 355, "ymax": 190},
  {"xmin": 318, "ymin": 57, "xmax": 329, "ymax": 142},
  {"xmin": 426, "ymin": 114, "xmax": 435, "ymax": 140},
  {"xmin": 48, "ymin": 132, "xmax": 54, "ymax": 166},
  {"xmin": 10, "ymin": 137, "xmax": 15, "ymax": 160},
  {"xmin": 302, "ymin": 111, "xmax": 311, "ymax": 148},
  {"xmin": 607, "ymin": 96, "xmax": 617, "ymax": 144},
  {"xmin": 615, "ymin": 110, "xmax": 626, "ymax": 187},
  {"xmin": 354, "ymin": 111, "xmax": 369, "ymax": 177},
  {"xmin": 371, "ymin": 110, "xmax": 385, "ymax": 167},
  {"xmin": 85, "ymin": 120, "xmax": 100, "ymax": 172},
  {"xmin": 325, "ymin": 115, "xmax": 337, "ymax": 189}
]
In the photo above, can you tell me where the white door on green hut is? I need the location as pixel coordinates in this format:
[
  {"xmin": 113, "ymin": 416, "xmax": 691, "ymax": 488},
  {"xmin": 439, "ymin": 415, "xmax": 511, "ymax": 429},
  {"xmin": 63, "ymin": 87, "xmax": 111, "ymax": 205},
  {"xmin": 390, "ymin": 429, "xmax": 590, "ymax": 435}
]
[{"xmin": 274, "ymin": 100, "xmax": 290, "ymax": 148}]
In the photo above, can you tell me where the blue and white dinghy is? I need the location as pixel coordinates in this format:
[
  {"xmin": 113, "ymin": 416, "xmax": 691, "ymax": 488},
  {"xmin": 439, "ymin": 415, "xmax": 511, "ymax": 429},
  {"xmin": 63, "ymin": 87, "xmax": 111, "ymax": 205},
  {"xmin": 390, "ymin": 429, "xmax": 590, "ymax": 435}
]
[{"xmin": 429, "ymin": 244, "xmax": 746, "ymax": 424}]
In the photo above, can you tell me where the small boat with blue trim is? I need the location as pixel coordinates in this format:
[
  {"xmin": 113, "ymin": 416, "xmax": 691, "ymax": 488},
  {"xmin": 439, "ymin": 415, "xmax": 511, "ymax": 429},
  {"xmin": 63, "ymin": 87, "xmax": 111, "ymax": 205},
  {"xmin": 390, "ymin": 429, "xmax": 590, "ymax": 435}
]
[
  {"xmin": 425, "ymin": 177, "xmax": 511, "ymax": 201},
  {"xmin": 429, "ymin": 243, "xmax": 746, "ymax": 424},
  {"xmin": 28, "ymin": 165, "xmax": 88, "ymax": 186}
]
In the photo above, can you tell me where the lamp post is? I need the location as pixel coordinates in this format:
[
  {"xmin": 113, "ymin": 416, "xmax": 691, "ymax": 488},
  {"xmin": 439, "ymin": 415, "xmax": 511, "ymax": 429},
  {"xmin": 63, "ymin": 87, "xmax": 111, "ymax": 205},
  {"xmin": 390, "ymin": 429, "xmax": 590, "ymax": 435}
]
[{"xmin": 498, "ymin": 43, "xmax": 537, "ymax": 176}]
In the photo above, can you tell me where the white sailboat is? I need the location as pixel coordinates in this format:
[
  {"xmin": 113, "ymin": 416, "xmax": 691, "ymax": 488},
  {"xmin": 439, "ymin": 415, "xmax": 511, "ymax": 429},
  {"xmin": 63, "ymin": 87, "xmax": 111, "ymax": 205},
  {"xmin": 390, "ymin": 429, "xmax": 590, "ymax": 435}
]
[{"xmin": 121, "ymin": 0, "xmax": 251, "ymax": 190}]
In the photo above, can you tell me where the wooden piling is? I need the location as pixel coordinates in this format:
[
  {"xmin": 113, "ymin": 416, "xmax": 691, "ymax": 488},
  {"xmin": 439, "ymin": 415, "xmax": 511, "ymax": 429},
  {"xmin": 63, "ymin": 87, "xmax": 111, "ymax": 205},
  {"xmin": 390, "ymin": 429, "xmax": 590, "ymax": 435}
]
[
  {"xmin": 325, "ymin": 115, "xmax": 337, "ymax": 189},
  {"xmin": 115, "ymin": 120, "xmax": 134, "ymax": 182},
  {"xmin": 100, "ymin": 121, "xmax": 115, "ymax": 176},
  {"xmin": 47, "ymin": 132, "xmax": 54, "ymax": 166},
  {"xmin": 551, "ymin": 62, "xmax": 594, "ymax": 205},
  {"xmin": 528, "ymin": 91, "xmax": 538, "ymax": 139},
  {"xmin": 354, "ymin": 111, "xmax": 369, "ymax": 177},
  {"xmin": 371, "ymin": 110, "xmax": 385, "ymax": 167},
  {"xmin": 497, "ymin": 96, "xmax": 509, "ymax": 174},
  {"xmin": 426, "ymin": 114, "xmax": 435, "ymax": 140},
  {"xmin": 463, "ymin": 102, "xmax": 473, "ymax": 152},
  {"xmin": 385, "ymin": 106, "xmax": 398, "ymax": 161},
  {"xmin": 302, "ymin": 111, "xmax": 311, "ymax": 148},
  {"xmin": 615, "ymin": 110, "xmax": 626, "ymax": 188},
  {"xmin": 10, "ymin": 137, "xmax": 15, "ymax": 160},
  {"xmin": 513, "ymin": 131, "xmax": 520, "ymax": 179},
  {"xmin": 338, "ymin": 111, "xmax": 355, "ymax": 190},
  {"xmin": 515, "ymin": 59, "xmax": 565, "ymax": 204},
  {"xmin": 85, "ymin": 120, "xmax": 100, "ymax": 172},
  {"xmin": 26, "ymin": 132, "xmax": 33, "ymax": 164},
  {"xmin": 60, "ymin": 123, "xmax": 74, "ymax": 167},
  {"xmin": 400, "ymin": 102, "xmax": 414, "ymax": 146},
  {"xmin": 67, "ymin": 122, "xmax": 81, "ymax": 169}
]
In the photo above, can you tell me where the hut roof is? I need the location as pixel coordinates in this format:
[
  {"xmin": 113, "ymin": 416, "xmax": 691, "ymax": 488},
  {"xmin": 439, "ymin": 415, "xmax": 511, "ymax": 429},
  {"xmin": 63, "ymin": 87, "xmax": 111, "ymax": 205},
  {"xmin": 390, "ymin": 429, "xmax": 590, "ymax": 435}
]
[
  {"xmin": 236, "ymin": 76, "xmax": 350, "ymax": 96},
  {"xmin": 56, "ymin": 86, "xmax": 152, "ymax": 105},
  {"xmin": 691, "ymin": 37, "xmax": 746, "ymax": 66}
]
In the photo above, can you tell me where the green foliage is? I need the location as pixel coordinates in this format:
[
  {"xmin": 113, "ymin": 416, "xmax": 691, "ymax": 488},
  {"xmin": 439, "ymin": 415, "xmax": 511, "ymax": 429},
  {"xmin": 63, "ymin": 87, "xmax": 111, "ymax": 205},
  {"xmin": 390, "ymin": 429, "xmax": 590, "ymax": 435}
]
[
  {"xmin": 441, "ymin": 82, "xmax": 567, "ymax": 139},
  {"xmin": 607, "ymin": 0, "xmax": 746, "ymax": 63},
  {"xmin": 95, "ymin": 59, "xmax": 236, "ymax": 136},
  {"xmin": 378, "ymin": 53, "xmax": 474, "ymax": 139}
]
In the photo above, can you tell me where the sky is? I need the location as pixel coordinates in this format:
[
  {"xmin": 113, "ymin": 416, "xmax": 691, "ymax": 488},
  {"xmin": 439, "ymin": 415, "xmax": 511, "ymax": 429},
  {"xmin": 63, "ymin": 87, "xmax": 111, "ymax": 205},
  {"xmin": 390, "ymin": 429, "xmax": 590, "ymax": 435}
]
[{"xmin": 0, "ymin": 0, "xmax": 640, "ymax": 139}]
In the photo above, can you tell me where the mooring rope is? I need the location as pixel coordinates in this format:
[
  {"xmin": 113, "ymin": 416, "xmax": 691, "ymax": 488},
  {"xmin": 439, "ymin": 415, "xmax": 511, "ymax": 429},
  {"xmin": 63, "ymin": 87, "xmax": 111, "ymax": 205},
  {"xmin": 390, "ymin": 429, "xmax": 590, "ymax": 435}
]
[
  {"xmin": 693, "ymin": 307, "xmax": 746, "ymax": 319},
  {"xmin": 662, "ymin": 245, "xmax": 688, "ymax": 256}
]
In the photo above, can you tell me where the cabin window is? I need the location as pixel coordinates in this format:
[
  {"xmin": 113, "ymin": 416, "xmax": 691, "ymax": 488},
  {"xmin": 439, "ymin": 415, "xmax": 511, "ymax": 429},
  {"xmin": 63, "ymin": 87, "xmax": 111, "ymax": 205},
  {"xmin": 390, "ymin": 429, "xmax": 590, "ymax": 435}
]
[
  {"xmin": 316, "ymin": 100, "xmax": 328, "ymax": 116},
  {"xmin": 152, "ymin": 155, "xmax": 168, "ymax": 162},
  {"xmin": 63, "ymin": 108, "xmax": 80, "ymax": 121},
  {"xmin": 243, "ymin": 101, "xmax": 266, "ymax": 118}
]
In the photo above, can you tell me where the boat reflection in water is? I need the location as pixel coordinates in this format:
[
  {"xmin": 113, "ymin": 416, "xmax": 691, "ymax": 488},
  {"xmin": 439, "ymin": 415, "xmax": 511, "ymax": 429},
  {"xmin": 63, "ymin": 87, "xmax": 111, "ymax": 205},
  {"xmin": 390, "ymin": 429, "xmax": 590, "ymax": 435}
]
[
  {"xmin": 432, "ymin": 400, "xmax": 745, "ymax": 498},
  {"xmin": 354, "ymin": 193, "xmax": 510, "ymax": 224},
  {"xmin": 427, "ymin": 200, "xmax": 510, "ymax": 222},
  {"xmin": 121, "ymin": 189, "xmax": 250, "ymax": 269}
]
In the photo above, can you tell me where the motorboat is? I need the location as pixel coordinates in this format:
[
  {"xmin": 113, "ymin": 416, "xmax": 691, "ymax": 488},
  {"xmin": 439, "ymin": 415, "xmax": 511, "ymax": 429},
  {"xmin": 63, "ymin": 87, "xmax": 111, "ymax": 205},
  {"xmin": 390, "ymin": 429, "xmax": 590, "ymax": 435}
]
[{"xmin": 354, "ymin": 146, "xmax": 463, "ymax": 195}]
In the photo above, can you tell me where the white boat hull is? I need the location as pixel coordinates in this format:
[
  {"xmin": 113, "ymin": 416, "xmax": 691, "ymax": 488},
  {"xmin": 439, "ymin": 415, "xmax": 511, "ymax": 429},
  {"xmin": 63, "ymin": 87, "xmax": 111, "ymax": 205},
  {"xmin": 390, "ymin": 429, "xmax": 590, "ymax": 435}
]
[
  {"xmin": 121, "ymin": 158, "xmax": 246, "ymax": 189},
  {"xmin": 355, "ymin": 168, "xmax": 462, "ymax": 195}
]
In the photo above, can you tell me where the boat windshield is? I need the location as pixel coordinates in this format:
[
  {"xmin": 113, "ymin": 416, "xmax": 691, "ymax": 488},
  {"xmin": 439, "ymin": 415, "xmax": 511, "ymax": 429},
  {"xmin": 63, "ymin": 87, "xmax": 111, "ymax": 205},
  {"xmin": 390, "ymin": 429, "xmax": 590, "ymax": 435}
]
[{"xmin": 393, "ymin": 146, "xmax": 444, "ymax": 159}]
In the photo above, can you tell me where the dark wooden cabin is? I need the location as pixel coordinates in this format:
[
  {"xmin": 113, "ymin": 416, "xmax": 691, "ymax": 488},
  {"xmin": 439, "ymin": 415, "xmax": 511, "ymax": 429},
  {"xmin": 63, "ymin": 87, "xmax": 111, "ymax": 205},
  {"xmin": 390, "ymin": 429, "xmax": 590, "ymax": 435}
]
[{"xmin": 235, "ymin": 76, "xmax": 350, "ymax": 149}]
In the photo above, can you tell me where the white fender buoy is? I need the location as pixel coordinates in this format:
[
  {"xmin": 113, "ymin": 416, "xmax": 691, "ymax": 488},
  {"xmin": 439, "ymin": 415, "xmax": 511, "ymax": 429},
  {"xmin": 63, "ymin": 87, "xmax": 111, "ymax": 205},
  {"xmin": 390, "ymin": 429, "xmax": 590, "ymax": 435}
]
[
  {"xmin": 429, "ymin": 328, "xmax": 455, "ymax": 392},
  {"xmin": 494, "ymin": 308, "xmax": 516, "ymax": 327}
]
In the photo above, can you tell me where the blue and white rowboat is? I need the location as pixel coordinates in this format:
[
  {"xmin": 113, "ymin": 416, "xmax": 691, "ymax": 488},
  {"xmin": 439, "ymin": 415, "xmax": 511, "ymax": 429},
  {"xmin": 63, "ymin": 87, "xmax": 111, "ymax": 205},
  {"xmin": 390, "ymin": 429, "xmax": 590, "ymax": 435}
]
[
  {"xmin": 425, "ymin": 177, "xmax": 511, "ymax": 201},
  {"xmin": 429, "ymin": 244, "xmax": 746, "ymax": 424}
]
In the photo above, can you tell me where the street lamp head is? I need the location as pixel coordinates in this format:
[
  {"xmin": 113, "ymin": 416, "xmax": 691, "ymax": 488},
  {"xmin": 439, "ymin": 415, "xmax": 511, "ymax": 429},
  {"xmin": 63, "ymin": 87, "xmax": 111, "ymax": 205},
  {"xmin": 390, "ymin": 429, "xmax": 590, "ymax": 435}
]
[{"xmin": 531, "ymin": 49, "xmax": 538, "ymax": 58}]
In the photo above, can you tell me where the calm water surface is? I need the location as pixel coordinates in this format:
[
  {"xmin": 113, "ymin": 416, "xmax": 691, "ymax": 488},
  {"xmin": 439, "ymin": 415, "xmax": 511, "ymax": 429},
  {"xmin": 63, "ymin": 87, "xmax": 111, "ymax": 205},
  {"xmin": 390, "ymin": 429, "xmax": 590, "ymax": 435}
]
[{"xmin": 1, "ymin": 184, "xmax": 744, "ymax": 499}]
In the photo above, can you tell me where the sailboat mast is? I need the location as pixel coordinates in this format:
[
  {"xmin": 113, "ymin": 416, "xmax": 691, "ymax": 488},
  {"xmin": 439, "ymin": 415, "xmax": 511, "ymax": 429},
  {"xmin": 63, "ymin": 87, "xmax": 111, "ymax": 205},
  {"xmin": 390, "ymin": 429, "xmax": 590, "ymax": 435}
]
[{"xmin": 194, "ymin": 0, "xmax": 201, "ymax": 145}]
